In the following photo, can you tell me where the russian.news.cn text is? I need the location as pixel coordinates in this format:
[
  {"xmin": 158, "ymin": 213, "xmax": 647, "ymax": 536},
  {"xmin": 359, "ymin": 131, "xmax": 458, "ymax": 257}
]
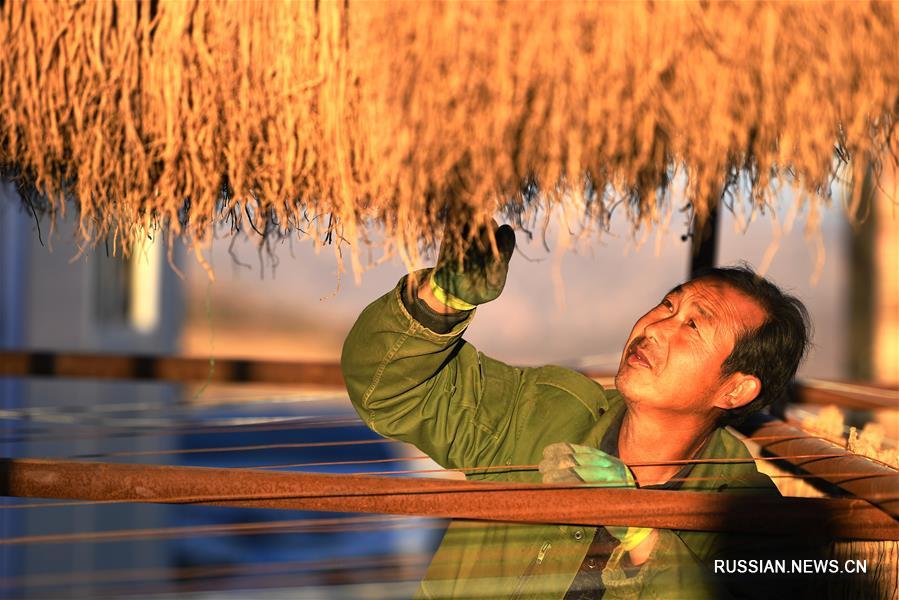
[{"xmin": 714, "ymin": 559, "xmax": 867, "ymax": 575}]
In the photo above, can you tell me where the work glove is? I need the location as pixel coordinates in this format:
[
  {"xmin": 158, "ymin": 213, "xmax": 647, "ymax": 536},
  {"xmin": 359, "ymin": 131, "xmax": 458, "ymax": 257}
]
[
  {"xmin": 539, "ymin": 442, "xmax": 654, "ymax": 552},
  {"xmin": 429, "ymin": 219, "xmax": 516, "ymax": 310}
]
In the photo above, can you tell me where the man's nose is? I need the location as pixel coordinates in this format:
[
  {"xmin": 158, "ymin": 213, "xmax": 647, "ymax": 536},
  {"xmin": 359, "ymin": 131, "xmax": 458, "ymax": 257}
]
[{"xmin": 642, "ymin": 316, "xmax": 671, "ymax": 343}]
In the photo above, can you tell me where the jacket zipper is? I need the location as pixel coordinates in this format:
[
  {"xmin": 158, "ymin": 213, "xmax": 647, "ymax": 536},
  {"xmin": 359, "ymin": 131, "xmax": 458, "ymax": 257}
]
[{"xmin": 510, "ymin": 541, "xmax": 552, "ymax": 600}]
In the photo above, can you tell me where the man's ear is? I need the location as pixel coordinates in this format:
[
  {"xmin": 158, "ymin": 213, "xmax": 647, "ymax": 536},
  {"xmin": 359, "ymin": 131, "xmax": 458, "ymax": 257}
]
[{"xmin": 713, "ymin": 373, "xmax": 761, "ymax": 411}]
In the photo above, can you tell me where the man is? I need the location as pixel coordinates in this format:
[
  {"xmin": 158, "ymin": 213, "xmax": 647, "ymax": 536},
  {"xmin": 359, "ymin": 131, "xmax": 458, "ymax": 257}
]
[{"xmin": 341, "ymin": 221, "xmax": 811, "ymax": 599}]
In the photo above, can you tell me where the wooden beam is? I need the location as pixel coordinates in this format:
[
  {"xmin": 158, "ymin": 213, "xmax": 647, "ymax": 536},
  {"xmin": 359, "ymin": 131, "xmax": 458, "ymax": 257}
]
[
  {"xmin": 2, "ymin": 351, "xmax": 896, "ymax": 414},
  {"xmin": 0, "ymin": 350, "xmax": 343, "ymax": 387}
]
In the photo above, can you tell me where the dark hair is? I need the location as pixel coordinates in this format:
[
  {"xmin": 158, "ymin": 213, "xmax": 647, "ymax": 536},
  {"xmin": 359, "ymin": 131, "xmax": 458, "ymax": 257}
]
[{"xmin": 690, "ymin": 264, "xmax": 812, "ymax": 425}]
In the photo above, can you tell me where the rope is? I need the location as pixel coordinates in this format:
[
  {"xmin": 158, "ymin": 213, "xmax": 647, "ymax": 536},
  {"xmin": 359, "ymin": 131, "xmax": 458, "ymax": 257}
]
[
  {"xmin": 0, "ymin": 553, "xmax": 428, "ymax": 591},
  {"xmin": 0, "ymin": 514, "xmax": 419, "ymax": 546},
  {"xmin": 61, "ymin": 437, "xmax": 395, "ymax": 460},
  {"xmin": 0, "ymin": 393, "xmax": 351, "ymax": 421},
  {"xmin": 0, "ymin": 415, "xmax": 369, "ymax": 445}
]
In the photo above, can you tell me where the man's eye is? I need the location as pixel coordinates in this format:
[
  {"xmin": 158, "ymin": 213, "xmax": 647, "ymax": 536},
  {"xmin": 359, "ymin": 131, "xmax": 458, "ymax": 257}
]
[
  {"xmin": 661, "ymin": 299, "xmax": 673, "ymax": 311},
  {"xmin": 687, "ymin": 319, "xmax": 698, "ymax": 330}
]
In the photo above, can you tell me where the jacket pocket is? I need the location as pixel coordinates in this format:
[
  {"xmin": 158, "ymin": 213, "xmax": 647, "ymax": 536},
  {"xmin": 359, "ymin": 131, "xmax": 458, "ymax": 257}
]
[{"xmin": 511, "ymin": 540, "xmax": 552, "ymax": 600}]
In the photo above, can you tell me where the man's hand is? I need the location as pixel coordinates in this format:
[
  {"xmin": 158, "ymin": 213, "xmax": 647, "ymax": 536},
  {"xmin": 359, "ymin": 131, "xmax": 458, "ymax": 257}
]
[
  {"xmin": 428, "ymin": 219, "xmax": 516, "ymax": 310},
  {"xmin": 539, "ymin": 443, "xmax": 654, "ymax": 553}
]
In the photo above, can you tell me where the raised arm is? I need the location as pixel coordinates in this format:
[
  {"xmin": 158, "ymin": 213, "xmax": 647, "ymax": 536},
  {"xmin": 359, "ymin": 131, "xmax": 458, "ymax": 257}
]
[{"xmin": 341, "ymin": 221, "xmax": 521, "ymax": 470}]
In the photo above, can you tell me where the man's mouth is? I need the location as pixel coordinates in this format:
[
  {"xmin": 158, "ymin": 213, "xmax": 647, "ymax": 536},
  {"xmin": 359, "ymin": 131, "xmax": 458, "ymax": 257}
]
[{"xmin": 626, "ymin": 344, "xmax": 652, "ymax": 369}]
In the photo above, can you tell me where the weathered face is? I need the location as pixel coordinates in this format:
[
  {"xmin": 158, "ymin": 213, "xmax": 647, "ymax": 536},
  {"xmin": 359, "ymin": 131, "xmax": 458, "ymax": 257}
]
[{"xmin": 614, "ymin": 279, "xmax": 767, "ymax": 418}]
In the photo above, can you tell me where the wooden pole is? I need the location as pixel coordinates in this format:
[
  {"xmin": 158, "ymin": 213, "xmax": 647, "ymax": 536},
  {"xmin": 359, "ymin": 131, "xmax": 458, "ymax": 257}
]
[{"xmin": 689, "ymin": 196, "xmax": 721, "ymax": 278}]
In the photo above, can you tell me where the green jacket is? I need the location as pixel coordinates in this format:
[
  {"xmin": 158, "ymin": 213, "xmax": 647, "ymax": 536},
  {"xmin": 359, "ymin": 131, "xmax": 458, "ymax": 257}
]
[{"xmin": 341, "ymin": 273, "xmax": 780, "ymax": 599}]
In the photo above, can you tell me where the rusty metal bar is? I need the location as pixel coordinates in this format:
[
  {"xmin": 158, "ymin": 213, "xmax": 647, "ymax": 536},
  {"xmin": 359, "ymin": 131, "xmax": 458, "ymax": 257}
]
[
  {"xmin": 736, "ymin": 414, "xmax": 899, "ymax": 520},
  {"xmin": 0, "ymin": 350, "xmax": 343, "ymax": 387},
  {"xmin": 1, "ymin": 458, "xmax": 896, "ymax": 540}
]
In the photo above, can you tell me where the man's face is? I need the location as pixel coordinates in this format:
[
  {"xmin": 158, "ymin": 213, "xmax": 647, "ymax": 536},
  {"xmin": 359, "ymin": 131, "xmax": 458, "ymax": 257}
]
[{"xmin": 614, "ymin": 279, "xmax": 766, "ymax": 417}]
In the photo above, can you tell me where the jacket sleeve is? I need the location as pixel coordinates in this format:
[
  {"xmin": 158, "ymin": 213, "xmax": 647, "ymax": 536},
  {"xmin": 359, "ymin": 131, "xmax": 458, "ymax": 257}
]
[{"xmin": 340, "ymin": 271, "xmax": 524, "ymax": 470}]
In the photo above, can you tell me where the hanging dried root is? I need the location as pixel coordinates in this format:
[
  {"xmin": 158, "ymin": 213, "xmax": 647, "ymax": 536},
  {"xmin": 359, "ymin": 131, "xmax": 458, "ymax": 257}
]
[{"xmin": 1, "ymin": 1, "xmax": 897, "ymax": 279}]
